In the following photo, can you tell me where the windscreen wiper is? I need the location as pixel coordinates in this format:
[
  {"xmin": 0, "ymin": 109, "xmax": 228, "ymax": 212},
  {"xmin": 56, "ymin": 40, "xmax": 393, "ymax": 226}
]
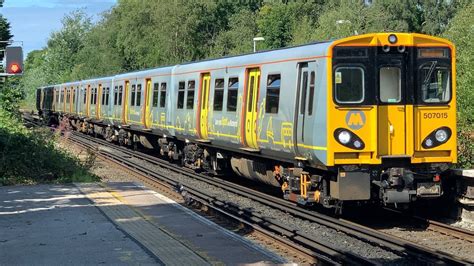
[{"xmin": 423, "ymin": 61, "xmax": 437, "ymax": 87}]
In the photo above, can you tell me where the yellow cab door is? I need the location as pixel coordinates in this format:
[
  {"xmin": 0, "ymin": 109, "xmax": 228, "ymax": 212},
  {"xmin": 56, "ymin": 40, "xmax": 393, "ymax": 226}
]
[
  {"xmin": 123, "ymin": 81, "xmax": 129, "ymax": 124},
  {"xmin": 244, "ymin": 68, "xmax": 260, "ymax": 149},
  {"xmin": 199, "ymin": 73, "xmax": 211, "ymax": 139},
  {"xmin": 144, "ymin": 79, "xmax": 152, "ymax": 128},
  {"xmin": 377, "ymin": 55, "xmax": 408, "ymax": 156}
]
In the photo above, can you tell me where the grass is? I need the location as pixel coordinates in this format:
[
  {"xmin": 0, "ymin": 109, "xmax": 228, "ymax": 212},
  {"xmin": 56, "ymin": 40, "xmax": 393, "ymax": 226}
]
[{"xmin": 0, "ymin": 108, "xmax": 99, "ymax": 185}]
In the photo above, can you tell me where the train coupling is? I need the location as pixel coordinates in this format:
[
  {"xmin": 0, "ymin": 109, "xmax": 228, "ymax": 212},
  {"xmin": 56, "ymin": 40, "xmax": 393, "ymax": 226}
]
[{"xmin": 377, "ymin": 167, "xmax": 442, "ymax": 205}]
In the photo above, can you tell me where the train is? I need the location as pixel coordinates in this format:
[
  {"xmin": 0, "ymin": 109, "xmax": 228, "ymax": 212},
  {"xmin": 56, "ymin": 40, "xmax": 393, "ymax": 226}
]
[{"xmin": 37, "ymin": 33, "xmax": 457, "ymax": 211}]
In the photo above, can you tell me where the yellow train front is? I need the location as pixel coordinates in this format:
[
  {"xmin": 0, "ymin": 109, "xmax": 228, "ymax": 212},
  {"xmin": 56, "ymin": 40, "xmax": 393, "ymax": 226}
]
[{"xmin": 290, "ymin": 33, "xmax": 456, "ymax": 209}]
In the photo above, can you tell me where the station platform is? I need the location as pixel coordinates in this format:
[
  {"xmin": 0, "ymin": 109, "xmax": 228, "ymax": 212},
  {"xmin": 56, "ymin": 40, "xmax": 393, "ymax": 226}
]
[{"xmin": 0, "ymin": 183, "xmax": 284, "ymax": 265}]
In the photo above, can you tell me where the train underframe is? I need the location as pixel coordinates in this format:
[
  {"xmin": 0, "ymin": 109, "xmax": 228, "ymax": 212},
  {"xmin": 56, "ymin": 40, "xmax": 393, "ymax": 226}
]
[{"xmin": 58, "ymin": 114, "xmax": 449, "ymax": 212}]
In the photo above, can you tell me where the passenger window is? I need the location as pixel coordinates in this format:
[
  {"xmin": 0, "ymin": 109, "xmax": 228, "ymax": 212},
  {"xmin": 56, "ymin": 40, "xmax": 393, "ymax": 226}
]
[
  {"xmin": 101, "ymin": 88, "xmax": 106, "ymax": 105},
  {"xmin": 118, "ymin": 85, "xmax": 123, "ymax": 105},
  {"xmin": 265, "ymin": 74, "xmax": 281, "ymax": 114},
  {"xmin": 213, "ymin": 79, "xmax": 224, "ymax": 111},
  {"xmin": 187, "ymin": 80, "xmax": 195, "ymax": 109},
  {"xmin": 66, "ymin": 90, "xmax": 70, "ymax": 104},
  {"xmin": 90, "ymin": 88, "xmax": 94, "ymax": 104},
  {"xmin": 131, "ymin": 84, "xmax": 136, "ymax": 106},
  {"xmin": 83, "ymin": 89, "xmax": 86, "ymax": 104},
  {"xmin": 177, "ymin": 81, "xmax": 185, "ymax": 109},
  {"xmin": 160, "ymin": 83, "xmax": 167, "ymax": 108},
  {"xmin": 227, "ymin": 78, "xmax": 238, "ymax": 112},
  {"xmin": 152, "ymin": 83, "xmax": 159, "ymax": 107},
  {"xmin": 136, "ymin": 84, "xmax": 142, "ymax": 106},
  {"xmin": 105, "ymin": 87, "xmax": 110, "ymax": 105},
  {"xmin": 308, "ymin": 71, "xmax": 315, "ymax": 115},
  {"xmin": 94, "ymin": 88, "xmax": 98, "ymax": 104},
  {"xmin": 114, "ymin": 86, "xmax": 118, "ymax": 105},
  {"xmin": 380, "ymin": 67, "xmax": 401, "ymax": 103},
  {"xmin": 334, "ymin": 67, "xmax": 364, "ymax": 103}
]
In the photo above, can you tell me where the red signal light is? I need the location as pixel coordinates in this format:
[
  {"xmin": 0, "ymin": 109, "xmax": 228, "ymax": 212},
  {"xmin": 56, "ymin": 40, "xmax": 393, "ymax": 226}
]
[{"xmin": 9, "ymin": 63, "xmax": 21, "ymax": 74}]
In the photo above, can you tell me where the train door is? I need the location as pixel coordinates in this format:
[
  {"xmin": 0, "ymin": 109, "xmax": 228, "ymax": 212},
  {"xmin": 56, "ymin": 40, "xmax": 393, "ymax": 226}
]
[
  {"xmin": 97, "ymin": 84, "xmax": 102, "ymax": 119},
  {"xmin": 62, "ymin": 88, "xmax": 66, "ymax": 112},
  {"xmin": 70, "ymin": 87, "xmax": 75, "ymax": 113},
  {"xmin": 123, "ymin": 80, "xmax": 130, "ymax": 124},
  {"xmin": 198, "ymin": 73, "xmax": 211, "ymax": 139},
  {"xmin": 377, "ymin": 54, "xmax": 407, "ymax": 156},
  {"xmin": 144, "ymin": 78, "xmax": 152, "ymax": 128},
  {"xmin": 86, "ymin": 85, "xmax": 91, "ymax": 116},
  {"xmin": 295, "ymin": 62, "xmax": 317, "ymax": 155},
  {"xmin": 243, "ymin": 68, "xmax": 260, "ymax": 149}
]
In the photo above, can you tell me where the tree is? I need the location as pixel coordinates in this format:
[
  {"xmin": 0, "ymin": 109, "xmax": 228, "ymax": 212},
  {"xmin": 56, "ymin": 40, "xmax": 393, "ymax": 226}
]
[
  {"xmin": 443, "ymin": 1, "xmax": 474, "ymax": 167},
  {"xmin": 211, "ymin": 9, "xmax": 258, "ymax": 56},
  {"xmin": 0, "ymin": 1, "xmax": 12, "ymax": 61},
  {"xmin": 44, "ymin": 10, "xmax": 92, "ymax": 83}
]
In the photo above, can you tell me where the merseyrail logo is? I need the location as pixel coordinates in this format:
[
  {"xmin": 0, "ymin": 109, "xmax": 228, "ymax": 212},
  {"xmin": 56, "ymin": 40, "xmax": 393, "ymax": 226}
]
[{"xmin": 345, "ymin": 110, "xmax": 366, "ymax": 130}]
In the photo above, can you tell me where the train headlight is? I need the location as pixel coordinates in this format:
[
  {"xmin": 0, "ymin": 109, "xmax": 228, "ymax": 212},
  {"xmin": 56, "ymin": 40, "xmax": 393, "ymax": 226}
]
[
  {"xmin": 425, "ymin": 139, "xmax": 433, "ymax": 147},
  {"xmin": 388, "ymin": 34, "xmax": 397, "ymax": 44},
  {"xmin": 353, "ymin": 140, "xmax": 362, "ymax": 149},
  {"xmin": 435, "ymin": 129, "xmax": 448, "ymax": 143},
  {"xmin": 338, "ymin": 131, "xmax": 351, "ymax": 144},
  {"xmin": 422, "ymin": 127, "xmax": 452, "ymax": 149},
  {"xmin": 334, "ymin": 128, "xmax": 365, "ymax": 150}
]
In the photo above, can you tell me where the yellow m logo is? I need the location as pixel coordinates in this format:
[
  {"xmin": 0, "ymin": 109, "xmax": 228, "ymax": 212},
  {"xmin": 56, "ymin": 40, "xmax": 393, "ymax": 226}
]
[
  {"xmin": 345, "ymin": 111, "xmax": 366, "ymax": 130},
  {"xmin": 348, "ymin": 113, "xmax": 363, "ymax": 126}
]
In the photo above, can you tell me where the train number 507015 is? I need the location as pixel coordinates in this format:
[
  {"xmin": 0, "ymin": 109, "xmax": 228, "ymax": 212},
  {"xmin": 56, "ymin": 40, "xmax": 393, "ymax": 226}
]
[{"xmin": 423, "ymin": 112, "xmax": 448, "ymax": 119}]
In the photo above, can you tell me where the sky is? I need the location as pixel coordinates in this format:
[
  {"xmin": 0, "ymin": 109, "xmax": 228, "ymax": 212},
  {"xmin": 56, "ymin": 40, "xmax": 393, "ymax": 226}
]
[{"xmin": 1, "ymin": 0, "xmax": 117, "ymax": 57}]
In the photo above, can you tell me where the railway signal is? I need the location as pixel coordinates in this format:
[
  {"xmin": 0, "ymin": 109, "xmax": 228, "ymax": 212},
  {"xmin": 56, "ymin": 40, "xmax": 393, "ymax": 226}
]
[{"xmin": 5, "ymin": 46, "xmax": 23, "ymax": 75}]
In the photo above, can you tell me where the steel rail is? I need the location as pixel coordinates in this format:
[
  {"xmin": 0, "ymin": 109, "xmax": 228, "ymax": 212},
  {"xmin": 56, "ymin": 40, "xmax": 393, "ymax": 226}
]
[{"xmin": 382, "ymin": 207, "xmax": 474, "ymax": 242}]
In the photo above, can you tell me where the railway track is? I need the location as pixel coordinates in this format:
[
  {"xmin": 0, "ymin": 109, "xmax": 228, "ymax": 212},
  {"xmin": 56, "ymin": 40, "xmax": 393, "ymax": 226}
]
[
  {"xmin": 65, "ymin": 131, "xmax": 470, "ymax": 265},
  {"xmin": 365, "ymin": 208, "xmax": 474, "ymax": 262}
]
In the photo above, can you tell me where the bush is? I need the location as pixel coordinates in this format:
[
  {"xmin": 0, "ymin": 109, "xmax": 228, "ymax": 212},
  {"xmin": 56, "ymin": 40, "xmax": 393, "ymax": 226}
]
[{"xmin": 0, "ymin": 109, "xmax": 98, "ymax": 185}]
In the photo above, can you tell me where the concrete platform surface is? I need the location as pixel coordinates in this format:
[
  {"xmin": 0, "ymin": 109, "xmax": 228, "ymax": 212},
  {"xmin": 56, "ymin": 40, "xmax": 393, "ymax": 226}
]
[
  {"xmin": 0, "ymin": 183, "xmax": 285, "ymax": 265},
  {"xmin": 77, "ymin": 182, "xmax": 285, "ymax": 265},
  {"xmin": 0, "ymin": 184, "xmax": 157, "ymax": 265}
]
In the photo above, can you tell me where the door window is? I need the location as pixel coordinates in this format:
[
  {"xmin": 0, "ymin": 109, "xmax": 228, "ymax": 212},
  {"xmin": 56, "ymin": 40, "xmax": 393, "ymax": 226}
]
[
  {"xmin": 379, "ymin": 67, "xmax": 401, "ymax": 103},
  {"xmin": 247, "ymin": 76, "xmax": 255, "ymax": 112},
  {"xmin": 308, "ymin": 71, "xmax": 316, "ymax": 115}
]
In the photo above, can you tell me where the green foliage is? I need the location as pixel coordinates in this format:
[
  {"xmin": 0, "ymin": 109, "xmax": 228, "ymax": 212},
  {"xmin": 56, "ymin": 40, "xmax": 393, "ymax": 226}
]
[
  {"xmin": 0, "ymin": 108, "xmax": 99, "ymax": 185},
  {"xmin": 211, "ymin": 8, "xmax": 258, "ymax": 56},
  {"xmin": 443, "ymin": 2, "xmax": 474, "ymax": 168}
]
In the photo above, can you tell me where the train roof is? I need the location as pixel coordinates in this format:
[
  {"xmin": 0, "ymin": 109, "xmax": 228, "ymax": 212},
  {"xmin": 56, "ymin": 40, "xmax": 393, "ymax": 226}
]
[
  {"xmin": 39, "ymin": 33, "xmax": 454, "ymax": 88},
  {"xmin": 41, "ymin": 39, "xmax": 333, "ymax": 88}
]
